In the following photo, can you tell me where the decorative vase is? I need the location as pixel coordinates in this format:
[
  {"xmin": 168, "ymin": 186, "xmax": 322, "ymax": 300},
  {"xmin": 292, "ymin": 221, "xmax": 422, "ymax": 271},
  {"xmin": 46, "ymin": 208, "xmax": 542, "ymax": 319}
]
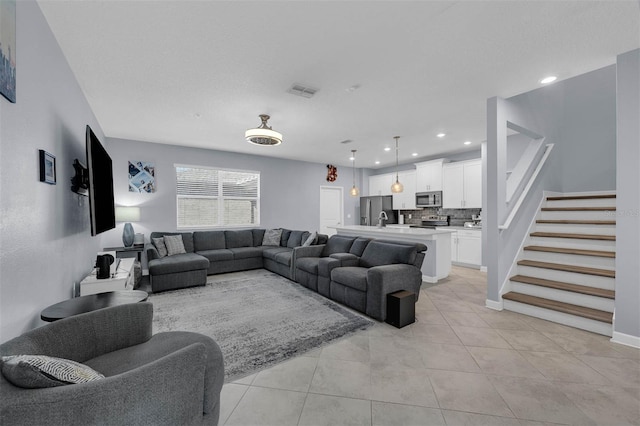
[{"xmin": 122, "ymin": 223, "xmax": 135, "ymax": 247}]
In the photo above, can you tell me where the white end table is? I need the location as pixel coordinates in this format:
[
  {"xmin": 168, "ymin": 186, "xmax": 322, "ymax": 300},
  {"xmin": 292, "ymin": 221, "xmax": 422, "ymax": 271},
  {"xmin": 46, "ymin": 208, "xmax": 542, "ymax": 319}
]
[{"xmin": 80, "ymin": 257, "xmax": 136, "ymax": 296}]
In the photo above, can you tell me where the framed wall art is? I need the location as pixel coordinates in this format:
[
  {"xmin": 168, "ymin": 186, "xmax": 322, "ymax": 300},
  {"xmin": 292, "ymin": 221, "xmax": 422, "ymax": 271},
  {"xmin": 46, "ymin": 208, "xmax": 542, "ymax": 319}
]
[
  {"xmin": 0, "ymin": 0, "xmax": 16, "ymax": 103},
  {"xmin": 128, "ymin": 161, "xmax": 156, "ymax": 193},
  {"xmin": 39, "ymin": 150, "xmax": 56, "ymax": 185}
]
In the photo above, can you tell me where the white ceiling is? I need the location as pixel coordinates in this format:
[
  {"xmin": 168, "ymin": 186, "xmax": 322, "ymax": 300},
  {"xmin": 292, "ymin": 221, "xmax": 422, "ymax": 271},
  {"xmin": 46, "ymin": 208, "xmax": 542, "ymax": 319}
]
[{"xmin": 38, "ymin": 0, "xmax": 639, "ymax": 169}]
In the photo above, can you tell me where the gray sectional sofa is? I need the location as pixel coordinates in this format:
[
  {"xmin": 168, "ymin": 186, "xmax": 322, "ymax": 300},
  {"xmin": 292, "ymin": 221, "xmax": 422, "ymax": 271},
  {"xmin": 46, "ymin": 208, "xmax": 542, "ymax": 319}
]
[
  {"xmin": 146, "ymin": 229, "xmax": 327, "ymax": 293},
  {"xmin": 295, "ymin": 235, "xmax": 427, "ymax": 321}
]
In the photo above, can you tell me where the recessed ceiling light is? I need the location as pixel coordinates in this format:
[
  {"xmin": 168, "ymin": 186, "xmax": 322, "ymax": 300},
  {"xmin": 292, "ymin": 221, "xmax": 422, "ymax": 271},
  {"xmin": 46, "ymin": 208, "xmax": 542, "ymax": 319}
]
[
  {"xmin": 540, "ymin": 76, "xmax": 557, "ymax": 84},
  {"xmin": 375, "ymin": 161, "xmax": 380, "ymax": 165},
  {"xmin": 437, "ymin": 133, "xmax": 446, "ymax": 138},
  {"xmin": 384, "ymin": 147, "xmax": 391, "ymax": 152},
  {"xmin": 412, "ymin": 153, "xmax": 418, "ymax": 157},
  {"xmin": 464, "ymin": 141, "xmax": 472, "ymax": 145},
  {"xmin": 349, "ymin": 155, "xmax": 355, "ymax": 161}
]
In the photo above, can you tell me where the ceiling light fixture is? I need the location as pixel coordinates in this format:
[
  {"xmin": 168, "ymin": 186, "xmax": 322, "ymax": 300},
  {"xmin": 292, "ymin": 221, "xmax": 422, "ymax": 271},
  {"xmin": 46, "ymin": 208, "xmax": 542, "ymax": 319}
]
[
  {"xmin": 437, "ymin": 133, "xmax": 446, "ymax": 138},
  {"xmin": 245, "ymin": 114, "xmax": 282, "ymax": 146},
  {"xmin": 391, "ymin": 136, "xmax": 404, "ymax": 193},
  {"xmin": 464, "ymin": 141, "xmax": 472, "ymax": 145},
  {"xmin": 412, "ymin": 152, "xmax": 418, "ymax": 157},
  {"xmin": 350, "ymin": 150, "xmax": 359, "ymax": 197},
  {"xmin": 384, "ymin": 147, "xmax": 391, "ymax": 152},
  {"xmin": 540, "ymin": 76, "xmax": 557, "ymax": 84}
]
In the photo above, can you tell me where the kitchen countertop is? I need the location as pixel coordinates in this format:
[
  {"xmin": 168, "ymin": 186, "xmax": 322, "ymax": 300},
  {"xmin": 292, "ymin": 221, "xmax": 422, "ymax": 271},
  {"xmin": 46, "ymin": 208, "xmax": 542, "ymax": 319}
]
[{"xmin": 330, "ymin": 225, "xmax": 455, "ymax": 243}]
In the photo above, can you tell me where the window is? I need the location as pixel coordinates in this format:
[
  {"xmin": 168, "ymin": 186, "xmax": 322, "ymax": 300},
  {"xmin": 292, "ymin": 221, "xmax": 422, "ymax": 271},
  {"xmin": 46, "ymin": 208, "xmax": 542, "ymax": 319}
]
[{"xmin": 175, "ymin": 165, "xmax": 260, "ymax": 228}]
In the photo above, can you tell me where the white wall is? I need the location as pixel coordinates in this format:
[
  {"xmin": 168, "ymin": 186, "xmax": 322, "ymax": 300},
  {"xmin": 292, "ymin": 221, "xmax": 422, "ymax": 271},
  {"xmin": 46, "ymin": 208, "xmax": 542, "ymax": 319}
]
[
  {"xmin": 99, "ymin": 138, "xmax": 361, "ymax": 251},
  {"xmin": 0, "ymin": 1, "xmax": 105, "ymax": 342},
  {"xmin": 614, "ymin": 49, "xmax": 640, "ymax": 344}
]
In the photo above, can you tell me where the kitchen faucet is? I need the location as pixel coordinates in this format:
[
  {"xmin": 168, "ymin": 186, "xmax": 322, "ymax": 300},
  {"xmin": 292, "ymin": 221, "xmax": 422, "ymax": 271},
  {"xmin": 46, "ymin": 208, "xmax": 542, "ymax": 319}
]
[{"xmin": 377, "ymin": 211, "xmax": 388, "ymax": 228}]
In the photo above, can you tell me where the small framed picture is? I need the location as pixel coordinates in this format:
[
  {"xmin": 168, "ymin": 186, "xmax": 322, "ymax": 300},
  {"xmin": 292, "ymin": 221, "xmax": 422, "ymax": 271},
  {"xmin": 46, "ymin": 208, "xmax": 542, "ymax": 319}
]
[{"xmin": 39, "ymin": 150, "xmax": 56, "ymax": 185}]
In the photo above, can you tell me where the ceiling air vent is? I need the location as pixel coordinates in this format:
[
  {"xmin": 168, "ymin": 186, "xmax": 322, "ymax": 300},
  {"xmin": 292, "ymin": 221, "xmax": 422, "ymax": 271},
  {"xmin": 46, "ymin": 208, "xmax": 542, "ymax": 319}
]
[{"xmin": 287, "ymin": 84, "xmax": 318, "ymax": 99}]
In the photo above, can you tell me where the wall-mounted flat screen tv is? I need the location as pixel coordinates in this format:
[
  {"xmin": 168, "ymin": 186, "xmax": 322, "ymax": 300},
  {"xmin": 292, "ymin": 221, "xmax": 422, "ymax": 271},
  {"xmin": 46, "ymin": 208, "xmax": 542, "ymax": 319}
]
[{"xmin": 86, "ymin": 125, "xmax": 115, "ymax": 236}]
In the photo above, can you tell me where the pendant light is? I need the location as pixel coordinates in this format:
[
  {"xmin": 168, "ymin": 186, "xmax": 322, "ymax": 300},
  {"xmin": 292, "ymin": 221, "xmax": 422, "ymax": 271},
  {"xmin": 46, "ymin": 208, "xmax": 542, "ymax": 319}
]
[
  {"xmin": 349, "ymin": 150, "xmax": 360, "ymax": 197},
  {"xmin": 245, "ymin": 114, "xmax": 282, "ymax": 146},
  {"xmin": 391, "ymin": 136, "xmax": 404, "ymax": 193}
]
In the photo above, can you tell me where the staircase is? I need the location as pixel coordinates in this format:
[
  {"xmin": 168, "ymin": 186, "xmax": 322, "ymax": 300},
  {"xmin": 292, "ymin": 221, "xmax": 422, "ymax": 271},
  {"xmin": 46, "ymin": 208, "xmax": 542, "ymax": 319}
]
[{"xmin": 502, "ymin": 193, "xmax": 616, "ymax": 336}]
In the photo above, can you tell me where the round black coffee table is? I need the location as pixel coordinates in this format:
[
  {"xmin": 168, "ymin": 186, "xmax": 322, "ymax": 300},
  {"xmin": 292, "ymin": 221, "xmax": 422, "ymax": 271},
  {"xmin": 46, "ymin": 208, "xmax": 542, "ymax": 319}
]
[{"xmin": 41, "ymin": 290, "xmax": 149, "ymax": 322}]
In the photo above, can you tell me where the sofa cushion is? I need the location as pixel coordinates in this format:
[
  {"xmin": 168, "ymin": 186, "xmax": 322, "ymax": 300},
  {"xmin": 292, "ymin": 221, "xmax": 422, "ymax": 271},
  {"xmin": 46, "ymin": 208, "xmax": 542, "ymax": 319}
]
[
  {"xmin": 198, "ymin": 249, "xmax": 234, "ymax": 262},
  {"xmin": 274, "ymin": 250, "xmax": 293, "ymax": 266},
  {"xmin": 1, "ymin": 355, "xmax": 105, "ymax": 389},
  {"xmin": 225, "ymin": 230, "xmax": 253, "ymax": 248},
  {"xmin": 229, "ymin": 247, "xmax": 264, "ymax": 260},
  {"xmin": 349, "ymin": 238, "xmax": 372, "ymax": 256},
  {"xmin": 262, "ymin": 229, "xmax": 282, "ymax": 246},
  {"xmin": 193, "ymin": 231, "xmax": 226, "ymax": 251},
  {"xmin": 280, "ymin": 229, "xmax": 292, "ymax": 247},
  {"xmin": 322, "ymin": 235, "xmax": 356, "ymax": 256},
  {"xmin": 149, "ymin": 253, "xmax": 209, "ymax": 275},
  {"xmin": 286, "ymin": 230, "xmax": 305, "ymax": 248},
  {"xmin": 152, "ymin": 237, "xmax": 168, "ymax": 258},
  {"xmin": 164, "ymin": 235, "xmax": 187, "ymax": 256},
  {"xmin": 296, "ymin": 257, "xmax": 320, "ymax": 274},
  {"xmin": 331, "ymin": 267, "xmax": 368, "ymax": 292},
  {"xmin": 150, "ymin": 232, "xmax": 195, "ymax": 253},
  {"xmin": 360, "ymin": 241, "xmax": 417, "ymax": 268},
  {"xmin": 252, "ymin": 229, "xmax": 266, "ymax": 246},
  {"xmin": 262, "ymin": 247, "xmax": 290, "ymax": 261}
]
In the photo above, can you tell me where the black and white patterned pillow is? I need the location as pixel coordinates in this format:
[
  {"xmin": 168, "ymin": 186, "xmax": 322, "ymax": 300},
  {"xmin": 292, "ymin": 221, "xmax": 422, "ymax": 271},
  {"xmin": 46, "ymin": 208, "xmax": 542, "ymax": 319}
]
[
  {"xmin": 1, "ymin": 355, "xmax": 104, "ymax": 389},
  {"xmin": 164, "ymin": 235, "xmax": 187, "ymax": 256},
  {"xmin": 152, "ymin": 237, "xmax": 168, "ymax": 258},
  {"xmin": 262, "ymin": 229, "xmax": 282, "ymax": 246}
]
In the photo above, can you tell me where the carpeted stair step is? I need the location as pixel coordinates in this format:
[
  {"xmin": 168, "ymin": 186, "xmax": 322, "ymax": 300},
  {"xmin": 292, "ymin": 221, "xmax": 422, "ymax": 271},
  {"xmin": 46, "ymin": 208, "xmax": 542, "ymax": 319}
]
[
  {"xmin": 530, "ymin": 232, "xmax": 615, "ymax": 241},
  {"xmin": 523, "ymin": 245, "xmax": 615, "ymax": 258},
  {"xmin": 502, "ymin": 292, "xmax": 613, "ymax": 323},
  {"xmin": 517, "ymin": 259, "xmax": 615, "ymax": 278},
  {"xmin": 510, "ymin": 275, "xmax": 615, "ymax": 299}
]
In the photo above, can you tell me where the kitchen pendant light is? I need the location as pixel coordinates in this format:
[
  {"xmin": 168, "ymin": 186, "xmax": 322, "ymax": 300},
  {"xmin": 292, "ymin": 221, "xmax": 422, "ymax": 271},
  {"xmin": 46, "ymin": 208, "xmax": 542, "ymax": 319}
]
[
  {"xmin": 245, "ymin": 114, "xmax": 282, "ymax": 146},
  {"xmin": 350, "ymin": 149, "xmax": 360, "ymax": 197},
  {"xmin": 391, "ymin": 136, "xmax": 404, "ymax": 193}
]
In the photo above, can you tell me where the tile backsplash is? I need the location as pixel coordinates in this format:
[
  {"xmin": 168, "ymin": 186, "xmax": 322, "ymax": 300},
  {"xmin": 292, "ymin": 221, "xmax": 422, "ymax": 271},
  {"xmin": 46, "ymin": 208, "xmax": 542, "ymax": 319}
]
[{"xmin": 398, "ymin": 208, "xmax": 481, "ymax": 226}]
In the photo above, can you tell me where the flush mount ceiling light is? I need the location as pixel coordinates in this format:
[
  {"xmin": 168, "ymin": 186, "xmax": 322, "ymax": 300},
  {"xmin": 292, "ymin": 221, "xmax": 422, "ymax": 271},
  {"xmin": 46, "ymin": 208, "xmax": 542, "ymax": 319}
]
[
  {"xmin": 391, "ymin": 136, "xmax": 404, "ymax": 193},
  {"xmin": 245, "ymin": 114, "xmax": 282, "ymax": 146},
  {"xmin": 349, "ymin": 150, "xmax": 360, "ymax": 197}
]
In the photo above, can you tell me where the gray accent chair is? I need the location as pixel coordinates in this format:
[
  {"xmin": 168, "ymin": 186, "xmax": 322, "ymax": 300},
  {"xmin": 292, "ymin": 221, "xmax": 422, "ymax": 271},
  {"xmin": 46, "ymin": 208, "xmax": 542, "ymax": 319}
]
[{"xmin": 0, "ymin": 303, "xmax": 224, "ymax": 426}]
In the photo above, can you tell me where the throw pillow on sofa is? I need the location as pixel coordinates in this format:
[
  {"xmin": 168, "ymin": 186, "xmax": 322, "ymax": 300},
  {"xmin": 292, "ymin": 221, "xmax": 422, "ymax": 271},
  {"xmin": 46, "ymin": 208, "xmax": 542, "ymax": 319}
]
[
  {"xmin": 302, "ymin": 231, "xmax": 317, "ymax": 247},
  {"xmin": 262, "ymin": 229, "xmax": 282, "ymax": 246},
  {"xmin": 164, "ymin": 235, "xmax": 187, "ymax": 256},
  {"xmin": 152, "ymin": 237, "xmax": 168, "ymax": 258},
  {"xmin": 1, "ymin": 355, "xmax": 104, "ymax": 389}
]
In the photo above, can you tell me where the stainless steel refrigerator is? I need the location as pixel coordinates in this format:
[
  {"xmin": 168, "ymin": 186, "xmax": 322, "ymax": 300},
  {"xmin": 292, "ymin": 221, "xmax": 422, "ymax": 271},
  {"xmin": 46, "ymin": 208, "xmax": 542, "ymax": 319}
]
[{"xmin": 360, "ymin": 196, "xmax": 397, "ymax": 226}]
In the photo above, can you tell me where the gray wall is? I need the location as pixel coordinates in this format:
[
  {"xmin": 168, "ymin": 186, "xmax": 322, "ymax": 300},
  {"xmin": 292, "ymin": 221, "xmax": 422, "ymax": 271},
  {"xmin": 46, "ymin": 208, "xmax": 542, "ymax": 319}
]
[
  {"xmin": 614, "ymin": 49, "xmax": 640, "ymax": 342},
  {"xmin": 0, "ymin": 1, "xmax": 104, "ymax": 342},
  {"xmin": 99, "ymin": 138, "xmax": 361, "ymax": 250}
]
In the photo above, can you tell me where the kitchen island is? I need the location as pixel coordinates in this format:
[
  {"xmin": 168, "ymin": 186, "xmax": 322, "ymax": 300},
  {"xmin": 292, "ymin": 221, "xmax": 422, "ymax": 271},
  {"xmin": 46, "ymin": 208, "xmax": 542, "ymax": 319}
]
[{"xmin": 330, "ymin": 225, "xmax": 454, "ymax": 283}]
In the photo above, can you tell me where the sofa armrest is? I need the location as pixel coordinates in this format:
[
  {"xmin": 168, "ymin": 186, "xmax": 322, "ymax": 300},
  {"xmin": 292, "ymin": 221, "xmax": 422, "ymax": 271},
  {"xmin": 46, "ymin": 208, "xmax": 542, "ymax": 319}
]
[
  {"xmin": 145, "ymin": 243, "xmax": 159, "ymax": 261},
  {"xmin": 293, "ymin": 244, "xmax": 325, "ymax": 259},
  {"xmin": 365, "ymin": 264, "xmax": 423, "ymax": 321},
  {"xmin": 0, "ymin": 343, "xmax": 209, "ymax": 426}
]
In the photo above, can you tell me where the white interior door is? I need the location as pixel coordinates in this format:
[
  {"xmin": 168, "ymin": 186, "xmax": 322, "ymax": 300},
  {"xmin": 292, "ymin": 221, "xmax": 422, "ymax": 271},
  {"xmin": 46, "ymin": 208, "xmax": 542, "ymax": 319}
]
[{"xmin": 319, "ymin": 186, "xmax": 344, "ymax": 237}]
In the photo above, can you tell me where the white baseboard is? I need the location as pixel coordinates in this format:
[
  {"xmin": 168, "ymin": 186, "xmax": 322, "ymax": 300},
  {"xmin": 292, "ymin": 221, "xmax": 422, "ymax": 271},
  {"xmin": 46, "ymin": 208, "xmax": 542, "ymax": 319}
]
[
  {"xmin": 611, "ymin": 331, "xmax": 640, "ymax": 349},
  {"xmin": 485, "ymin": 299, "xmax": 503, "ymax": 311},
  {"xmin": 480, "ymin": 266, "xmax": 487, "ymax": 272},
  {"xmin": 422, "ymin": 275, "xmax": 438, "ymax": 283}
]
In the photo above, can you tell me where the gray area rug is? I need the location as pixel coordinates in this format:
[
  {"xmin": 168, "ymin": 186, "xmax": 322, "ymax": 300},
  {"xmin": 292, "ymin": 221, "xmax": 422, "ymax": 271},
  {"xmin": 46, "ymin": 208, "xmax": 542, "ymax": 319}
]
[{"xmin": 149, "ymin": 269, "xmax": 374, "ymax": 382}]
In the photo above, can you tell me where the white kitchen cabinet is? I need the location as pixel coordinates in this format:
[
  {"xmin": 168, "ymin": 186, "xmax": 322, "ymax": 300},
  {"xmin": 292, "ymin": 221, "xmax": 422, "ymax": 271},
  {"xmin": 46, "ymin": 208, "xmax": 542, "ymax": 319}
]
[
  {"xmin": 392, "ymin": 170, "xmax": 416, "ymax": 210},
  {"xmin": 446, "ymin": 229, "xmax": 482, "ymax": 267},
  {"xmin": 442, "ymin": 159, "xmax": 482, "ymax": 208},
  {"xmin": 368, "ymin": 173, "xmax": 393, "ymax": 196},
  {"xmin": 415, "ymin": 159, "xmax": 446, "ymax": 192}
]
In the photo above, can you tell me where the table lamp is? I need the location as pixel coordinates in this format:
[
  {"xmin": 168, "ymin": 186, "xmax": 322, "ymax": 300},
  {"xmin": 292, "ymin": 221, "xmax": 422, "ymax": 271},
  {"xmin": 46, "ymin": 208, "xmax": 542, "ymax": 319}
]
[{"xmin": 115, "ymin": 206, "xmax": 140, "ymax": 247}]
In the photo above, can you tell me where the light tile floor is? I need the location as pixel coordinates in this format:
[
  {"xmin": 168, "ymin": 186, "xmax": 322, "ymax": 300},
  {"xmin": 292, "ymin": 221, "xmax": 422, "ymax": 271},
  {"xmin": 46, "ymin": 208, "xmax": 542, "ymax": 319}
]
[{"xmin": 219, "ymin": 266, "xmax": 640, "ymax": 426}]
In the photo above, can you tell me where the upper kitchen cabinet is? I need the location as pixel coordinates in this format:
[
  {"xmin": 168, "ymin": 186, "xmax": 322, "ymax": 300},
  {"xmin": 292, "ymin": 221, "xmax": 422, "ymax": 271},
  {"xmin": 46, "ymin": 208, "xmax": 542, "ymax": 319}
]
[
  {"xmin": 442, "ymin": 159, "xmax": 482, "ymax": 208},
  {"xmin": 392, "ymin": 170, "xmax": 417, "ymax": 210},
  {"xmin": 415, "ymin": 159, "xmax": 447, "ymax": 192},
  {"xmin": 368, "ymin": 173, "xmax": 393, "ymax": 196}
]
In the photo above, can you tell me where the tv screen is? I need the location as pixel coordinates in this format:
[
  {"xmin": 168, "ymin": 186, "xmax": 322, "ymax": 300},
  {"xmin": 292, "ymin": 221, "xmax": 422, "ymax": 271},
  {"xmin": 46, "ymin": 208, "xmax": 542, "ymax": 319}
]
[{"xmin": 86, "ymin": 125, "xmax": 116, "ymax": 236}]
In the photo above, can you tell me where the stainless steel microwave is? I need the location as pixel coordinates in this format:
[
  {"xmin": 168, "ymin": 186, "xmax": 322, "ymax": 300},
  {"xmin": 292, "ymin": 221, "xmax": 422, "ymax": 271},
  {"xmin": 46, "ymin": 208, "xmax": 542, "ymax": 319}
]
[{"xmin": 416, "ymin": 191, "xmax": 442, "ymax": 208}]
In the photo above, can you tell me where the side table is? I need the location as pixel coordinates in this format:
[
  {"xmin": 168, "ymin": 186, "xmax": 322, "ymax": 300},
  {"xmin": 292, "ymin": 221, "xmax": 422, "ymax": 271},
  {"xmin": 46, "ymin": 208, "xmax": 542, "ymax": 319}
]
[
  {"xmin": 41, "ymin": 290, "xmax": 149, "ymax": 322},
  {"xmin": 81, "ymin": 257, "xmax": 135, "ymax": 296},
  {"xmin": 104, "ymin": 244, "xmax": 145, "ymax": 262}
]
